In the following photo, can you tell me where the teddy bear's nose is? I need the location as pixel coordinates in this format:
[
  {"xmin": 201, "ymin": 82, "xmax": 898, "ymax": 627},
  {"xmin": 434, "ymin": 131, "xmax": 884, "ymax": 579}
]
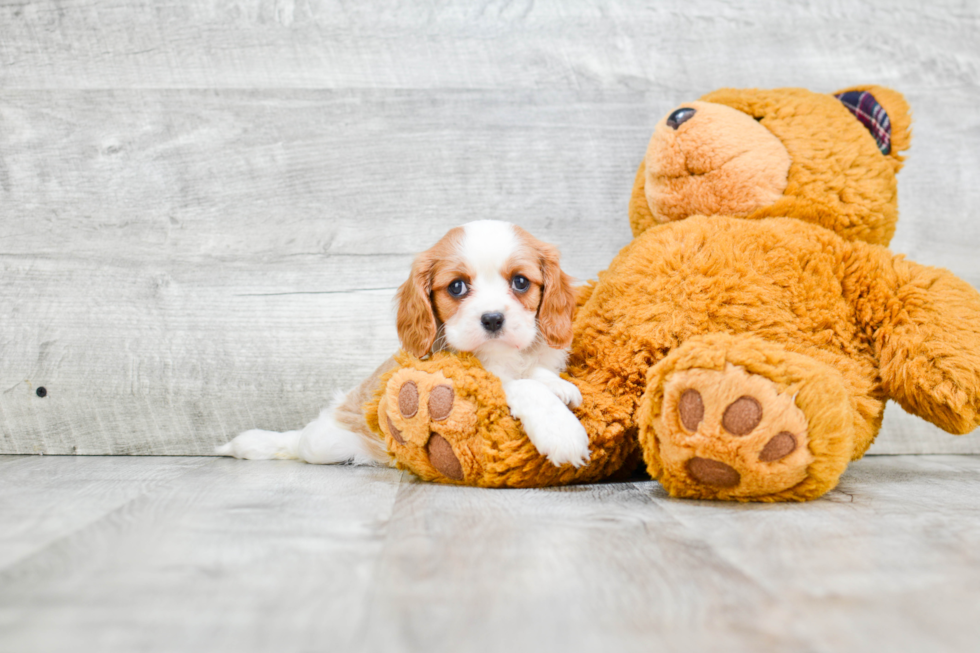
[{"xmin": 666, "ymin": 107, "xmax": 696, "ymax": 130}]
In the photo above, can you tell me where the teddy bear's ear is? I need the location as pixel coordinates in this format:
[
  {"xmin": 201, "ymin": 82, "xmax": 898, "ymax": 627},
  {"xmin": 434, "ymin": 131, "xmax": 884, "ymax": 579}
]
[{"xmin": 832, "ymin": 85, "xmax": 912, "ymax": 165}]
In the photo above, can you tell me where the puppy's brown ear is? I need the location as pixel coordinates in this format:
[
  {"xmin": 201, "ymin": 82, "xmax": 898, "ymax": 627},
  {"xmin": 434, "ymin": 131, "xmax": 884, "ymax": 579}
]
[
  {"xmin": 536, "ymin": 242, "xmax": 576, "ymax": 350},
  {"xmin": 396, "ymin": 252, "xmax": 438, "ymax": 358}
]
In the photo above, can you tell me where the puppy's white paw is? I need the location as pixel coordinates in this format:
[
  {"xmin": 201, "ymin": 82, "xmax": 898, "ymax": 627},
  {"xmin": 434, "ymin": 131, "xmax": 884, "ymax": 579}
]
[
  {"xmin": 542, "ymin": 377, "xmax": 583, "ymax": 408},
  {"xmin": 525, "ymin": 409, "xmax": 591, "ymax": 468}
]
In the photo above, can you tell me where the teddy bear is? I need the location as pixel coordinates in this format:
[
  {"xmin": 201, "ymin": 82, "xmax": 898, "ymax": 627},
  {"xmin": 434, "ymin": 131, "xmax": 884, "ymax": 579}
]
[{"xmin": 363, "ymin": 85, "xmax": 980, "ymax": 502}]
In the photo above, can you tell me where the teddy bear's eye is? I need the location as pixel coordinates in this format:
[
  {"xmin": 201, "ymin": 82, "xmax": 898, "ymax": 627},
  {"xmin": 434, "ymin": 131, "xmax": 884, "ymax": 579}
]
[{"xmin": 666, "ymin": 107, "xmax": 697, "ymax": 130}]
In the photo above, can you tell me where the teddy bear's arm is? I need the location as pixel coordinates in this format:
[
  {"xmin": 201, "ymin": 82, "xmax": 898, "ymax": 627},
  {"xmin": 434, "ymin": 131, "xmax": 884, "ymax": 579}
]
[{"xmin": 849, "ymin": 245, "xmax": 980, "ymax": 434}]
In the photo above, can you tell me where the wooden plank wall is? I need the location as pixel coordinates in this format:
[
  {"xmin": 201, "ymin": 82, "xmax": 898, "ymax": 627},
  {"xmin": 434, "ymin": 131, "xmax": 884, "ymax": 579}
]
[{"xmin": 1, "ymin": 0, "xmax": 979, "ymax": 455}]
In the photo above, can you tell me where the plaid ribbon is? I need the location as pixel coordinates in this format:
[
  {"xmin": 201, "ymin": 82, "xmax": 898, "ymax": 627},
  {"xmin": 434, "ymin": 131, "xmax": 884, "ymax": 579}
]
[{"xmin": 835, "ymin": 90, "xmax": 892, "ymax": 155}]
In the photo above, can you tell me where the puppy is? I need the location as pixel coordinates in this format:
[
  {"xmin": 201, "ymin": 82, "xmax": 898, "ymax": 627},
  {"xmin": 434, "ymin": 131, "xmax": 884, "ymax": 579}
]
[{"xmin": 216, "ymin": 220, "xmax": 590, "ymax": 468}]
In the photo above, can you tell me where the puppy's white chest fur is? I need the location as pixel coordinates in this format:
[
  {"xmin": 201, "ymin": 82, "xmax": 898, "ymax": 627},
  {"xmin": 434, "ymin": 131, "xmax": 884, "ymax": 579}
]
[{"xmin": 474, "ymin": 337, "xmax": 568, "ymax": 382}]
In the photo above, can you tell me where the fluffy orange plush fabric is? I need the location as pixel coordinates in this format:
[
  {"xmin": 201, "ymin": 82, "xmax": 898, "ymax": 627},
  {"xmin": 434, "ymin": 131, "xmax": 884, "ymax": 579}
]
[{"xmin": 366, "ymin": 85, "xmax": 980, "ymax": 501}]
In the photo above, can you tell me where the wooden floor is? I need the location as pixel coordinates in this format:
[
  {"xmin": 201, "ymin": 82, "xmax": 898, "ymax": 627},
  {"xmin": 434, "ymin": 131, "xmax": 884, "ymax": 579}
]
[{"xmin": 2, "ymin": 455, "xmax": 979, "ymax": 652}]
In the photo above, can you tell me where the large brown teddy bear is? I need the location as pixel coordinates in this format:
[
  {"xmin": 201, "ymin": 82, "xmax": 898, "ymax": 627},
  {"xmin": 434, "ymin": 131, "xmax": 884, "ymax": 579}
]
[{"xmin": 365, "ymin": 85, "xmax": 980, "ymax": 502}]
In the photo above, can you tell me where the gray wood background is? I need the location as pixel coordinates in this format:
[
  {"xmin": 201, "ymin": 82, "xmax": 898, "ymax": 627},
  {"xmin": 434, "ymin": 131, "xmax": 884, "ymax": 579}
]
[{"xmin": 2, "ymin": 0, "xmax": 979, "ymax": 456}]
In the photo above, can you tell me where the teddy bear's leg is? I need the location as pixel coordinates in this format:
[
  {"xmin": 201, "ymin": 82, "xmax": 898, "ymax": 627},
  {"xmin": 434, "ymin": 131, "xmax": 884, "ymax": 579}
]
[
  {"xmin": 368, "ymin": 352, "xmax": 642, "ymax": 488},
  {"xmin": 857, "ymin": 252, "xmax": 980, "ymax": 435},
  {"xmin": 376, "ymin": 364, "xmax": 480, "ymax": 482},
  {"xmin": 637, "ymin": 333, "xmax": 859, "ymax": 501}
]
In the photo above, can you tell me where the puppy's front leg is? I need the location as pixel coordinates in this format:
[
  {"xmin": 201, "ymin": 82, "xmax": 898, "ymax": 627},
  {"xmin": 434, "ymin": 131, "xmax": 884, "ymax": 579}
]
[
  {"xmin": 503, "ymin": 379, "xmax": 590, "ymax": 468},
  {"xmin": 530, "ymin": 367, "xmax": 582, "ymax": 408}
]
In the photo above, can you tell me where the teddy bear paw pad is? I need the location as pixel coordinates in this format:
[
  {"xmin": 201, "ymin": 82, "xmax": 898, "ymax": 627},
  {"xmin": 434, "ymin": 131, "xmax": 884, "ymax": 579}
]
[
  {"xmin": 658, "ymin": 363, "xmax": 815, "ymax": 498},
  {"xmin": 378, "ymin": 368, "xmax": 477, "ymax": 482}
]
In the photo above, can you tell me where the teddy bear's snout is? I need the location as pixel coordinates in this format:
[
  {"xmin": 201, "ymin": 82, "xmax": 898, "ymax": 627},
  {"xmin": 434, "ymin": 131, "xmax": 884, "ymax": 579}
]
[
  {"xmin": 666, "ymin": 107, "xmax": 696, "ymax": 129},
  {"xmin": 641, "ymin": 100, "xmax": 792, "ymax": 227}
]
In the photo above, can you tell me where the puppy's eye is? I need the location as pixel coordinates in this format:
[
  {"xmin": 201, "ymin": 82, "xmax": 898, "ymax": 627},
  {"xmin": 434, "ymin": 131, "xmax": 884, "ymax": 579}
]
[
  {"xmin": 447, "ymin": 279, "xmax": 468, "ymax": 298},
  {"xmin": 511, "ymin": 275, "xmax": 530, "ymax": 293}
]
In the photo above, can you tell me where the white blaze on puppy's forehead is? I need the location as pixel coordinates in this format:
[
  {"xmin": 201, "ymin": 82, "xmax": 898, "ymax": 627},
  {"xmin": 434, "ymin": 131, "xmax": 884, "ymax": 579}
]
[{"xmin": 460, "ymin": 220, "xmax": 518, "ymax": 271}]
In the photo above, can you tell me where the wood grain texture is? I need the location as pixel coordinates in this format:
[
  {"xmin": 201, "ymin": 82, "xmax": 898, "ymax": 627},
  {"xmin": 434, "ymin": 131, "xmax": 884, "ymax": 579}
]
[
  {"xmin": 1, "ymin": 454, "xmax": 979, "ymax": 652},
  {"xmin": 0, "ymin": 90, "xmax": 644, "ymax": 454},
  {"xmin": 0, "ymin": 455, "xmax": 403, "ymax": 652},
  {"xmin": 1, "ymin": 0, "xmax": 978, "ymax": 92},
  {"xmin": 0, "ymin": 455, "xmax": 211, "ymax": 569},
  {"xmin": 1, "ymin": 0, "xmax": 979, "ymax": 455}
]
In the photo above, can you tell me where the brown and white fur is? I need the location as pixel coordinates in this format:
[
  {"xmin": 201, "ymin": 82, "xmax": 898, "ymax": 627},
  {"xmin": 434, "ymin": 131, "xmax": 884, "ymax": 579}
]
[{"xmin": 216, "ymin": 220, "xmax": 590, "ymax": 468}]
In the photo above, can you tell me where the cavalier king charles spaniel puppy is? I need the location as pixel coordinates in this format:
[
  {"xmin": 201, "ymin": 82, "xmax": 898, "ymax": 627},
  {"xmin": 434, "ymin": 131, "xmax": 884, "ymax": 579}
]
[{"xmin": 217, "ymin": 220, "xmax": 590, "ymax": 468}]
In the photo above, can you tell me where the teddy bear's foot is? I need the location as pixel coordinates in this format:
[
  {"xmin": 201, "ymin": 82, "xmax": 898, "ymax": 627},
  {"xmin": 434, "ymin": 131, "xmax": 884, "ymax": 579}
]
[
  {"xmin": 638, "ymin": 334, "xmax": 857, "ymax": 502},
  {"xmin": 377, "ymin": 366, "xmax": 479, "ymax": 483},
  {"xmin": 658, "ymin": 364, "xmax": 814, "ymax": 496}
]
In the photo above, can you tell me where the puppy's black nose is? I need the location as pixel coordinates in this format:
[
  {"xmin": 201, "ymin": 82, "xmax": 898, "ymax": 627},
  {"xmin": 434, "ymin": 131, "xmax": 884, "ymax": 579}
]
[
  {"xmin": 481, "ymin": 312, "xmax": 505, "ymax": 333},
  {"xmin": 666, "ymin": 107, "xmax": 696, "ymax": 130}
]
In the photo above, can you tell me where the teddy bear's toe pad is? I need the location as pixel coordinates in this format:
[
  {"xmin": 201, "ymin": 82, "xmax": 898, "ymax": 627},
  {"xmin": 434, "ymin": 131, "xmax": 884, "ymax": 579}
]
[
  {"xmin": 686, "ymin": 456, "xmax": 740, "ymax": 488},
  {"xmin": 398, "ymin": 381, "xmax": 419, "ymax": 417},
  {"xmin": 427, "ymin": 434, "xmax": 464, "ymax": 480},
  {"xmin": 658, "ymin": 363, "xmax": 814, "ymax": 498},
  {"xmin": 378, "ymin": 368, "xmax": 477, "ymax": 483}
]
